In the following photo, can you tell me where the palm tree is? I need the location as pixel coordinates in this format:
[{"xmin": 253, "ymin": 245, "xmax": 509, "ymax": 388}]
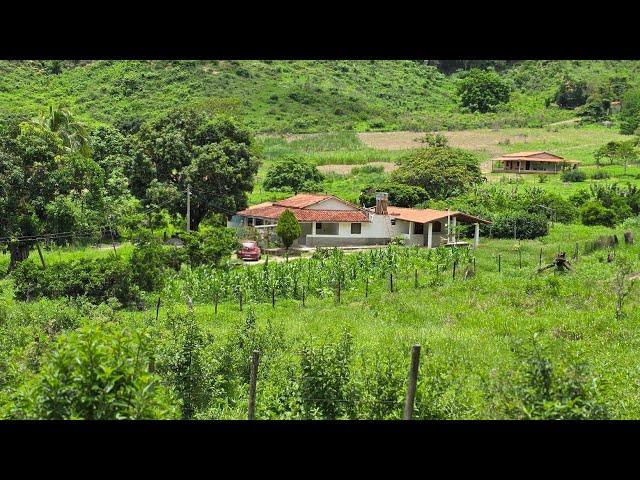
[{"xmin": 33, "ymin": 105, "xmax": 90, "ymax": 156}]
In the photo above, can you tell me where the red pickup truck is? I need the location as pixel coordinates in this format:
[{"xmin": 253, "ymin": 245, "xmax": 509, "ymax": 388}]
[{"xmin": 237, "ymin": 240, "xmax": 261, "ymax": 261}]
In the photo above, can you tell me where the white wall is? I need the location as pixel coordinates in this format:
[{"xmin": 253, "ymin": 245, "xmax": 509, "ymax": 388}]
[{"xmin": 307, "ymin": 198, "xmax": 354, "ymax": 210}]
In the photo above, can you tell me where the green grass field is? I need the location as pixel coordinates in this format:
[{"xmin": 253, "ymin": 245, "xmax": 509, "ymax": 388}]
[{"xmin": 2, "ymin": 222, "xmax": 638, "ymax": 419}]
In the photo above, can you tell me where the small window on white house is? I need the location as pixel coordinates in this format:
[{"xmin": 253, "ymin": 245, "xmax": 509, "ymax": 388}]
[
  {"xmin": 390, "ymin": 218, "xmax": 396, "ymax": 225},
  {"xmin": 248, "ymin": 218, "xmax": 254, "ymax": 226},
  {"xmin": 316, "ymin": 223, "xmax": 323, "ymax": 230},
  {"xmin": 351, "ymin": 223, "xmax": 362, "ymax": 234}
]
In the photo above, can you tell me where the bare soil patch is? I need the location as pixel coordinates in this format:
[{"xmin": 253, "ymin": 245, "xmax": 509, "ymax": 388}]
[
  {"xmin": 357, "ymin": 130, "xmax": 527, "ymax": 157},
  {"xmin": 317, "ymin": 161, "xmax": 398, "ymax": 175}
]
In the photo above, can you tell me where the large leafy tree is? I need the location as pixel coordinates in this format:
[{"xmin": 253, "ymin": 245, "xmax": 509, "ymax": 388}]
[
  {"xmin": 392, "ymin": 146, "xmax": 482, "ymax": 200},
  {"xmin": 457, "ymin": 69, "xmax": 511, "ymax": 113},
  {"xmin": 136, "ymin": 109, "xmax": 260, "ymax": 228},
  {"xmin": 263, "ymin": 156, "xmax": 324, "ymax": 194},
  {"xmin": 0, "ymin": 114, "xmax": 104, "ymax": 270}
]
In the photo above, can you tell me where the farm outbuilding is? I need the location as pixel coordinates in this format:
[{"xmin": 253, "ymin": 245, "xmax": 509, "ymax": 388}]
[
  {"xmin": 491, "ymin": 151, "xmax": 580, "ymax": 174},
  {"xmin": 228, "ymin": 193, "xmax": 490, "ymax": 248}
]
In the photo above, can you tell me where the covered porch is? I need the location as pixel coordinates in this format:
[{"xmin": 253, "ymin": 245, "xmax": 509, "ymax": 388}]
[{"xmin": 398, "ymin": 214, "xmax": 486, "ymax": 248}]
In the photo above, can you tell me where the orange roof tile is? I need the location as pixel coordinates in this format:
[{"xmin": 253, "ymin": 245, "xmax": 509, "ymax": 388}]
[
  {"xmin": 384, "ymin": 207, "xmax": 490, "ymax": 225},
  {"xmin": 236, "ymin": 205, "xmax": 369, "ymax": 223},
  {"xmin": 274, "ymin": 194, "xmax": 331, "ymax": 209}
]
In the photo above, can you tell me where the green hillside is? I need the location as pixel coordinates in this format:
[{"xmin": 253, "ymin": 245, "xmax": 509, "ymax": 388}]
[{"xmin": 1, "ymin": 60, "xmax": 639, "ymax": 133}]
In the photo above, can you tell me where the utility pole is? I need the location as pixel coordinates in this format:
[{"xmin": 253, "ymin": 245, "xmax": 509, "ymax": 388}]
[{"xmin": 186, "ymin": 184, "xmax": 191, "ymax": 232}]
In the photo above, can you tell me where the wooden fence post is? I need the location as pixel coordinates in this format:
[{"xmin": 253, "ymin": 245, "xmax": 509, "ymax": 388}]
[
  {"xmin": 498, "ymin": 254, "xmax": 501, "ymax": 273},
  {"xmin": 539, "ymin": 248, "xmax": 542, "ymax": 269},
  {"xmin": 248, "ymin": 350, "xmax": 260, "ymax": 420},
  {"xmin": 403, "ymin": 344, "xmax": 421, "ymax": 420},
  {"xmin": 365, "ymin": 277, "xmax": 369, "ymax": 298},
  {"xmin": 518, "ymin": 249, "xmax": 522, "ymax": 269},
  {"xmin": 452, "ymin": 260, "xmax": 457, "ymax": 279},
  {"xmin": 414, "ymin": 269, "xmax": 418, "ymax": 289},
  {"xmin": 390, "ymin": 273, "xmax": 394, "ymax": 293},
  {"xmin": 155, "ymin": 297, "xmax": 161, "ymax": 322},
  {"xmin": 35, "ymin": 239, "xmax": 46, "ymax": 268},
  {"xmin": 302, "ymin": 286, "xmax": 305, "ymax": 307},
  {"xmin": 214, "ymin": 291, "xmax": 219, "ymax": 315}
]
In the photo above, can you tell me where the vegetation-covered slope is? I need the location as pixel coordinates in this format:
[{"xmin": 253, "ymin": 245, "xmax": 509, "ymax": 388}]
[{"xmin": 2, "ymin": 60, "xmax": 639, "ymax": 133}]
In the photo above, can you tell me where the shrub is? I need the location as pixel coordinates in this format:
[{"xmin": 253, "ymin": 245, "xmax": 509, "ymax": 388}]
[
  {"xmin": 580, "ymin": 200, "xmax": 617, "ymax": 227},
  {"xmin": 562, "ymin": 168, "xmax": 587, "ymax": 182},
  {"xmin": 620, "ymin": 87, "xmax": 640, "ymax": 135},
  {"xmin": 131, "ymin": 235, "xmax": 186, "ymax": 291},
  {"xmin": 493, "ymin": 338, "xmax": 609, "ymax": 420},
  {"xmin": 12, "ymin": 323, "xmax": 177, "ymax": 419},
  {"xmin": 276, "ymin": 209, "xmax": 301, "ymax": 252},
  {"xmin": 181, "ymin": 226, "xmax": 240, "ymax": 267},
  {"xmin": 299, "ymin": 331, "xmax": 355, "ymax": 419},
  {"xmin": 490, "ymin": 211, "xmax": 549, "ymax": 240},
  {"xmin": 591, "ymin": 170, "xmax": 611, "ymax": 180},
  {"xmin": 12, "ymin": 257, "xmax": 141, "ymax": 306}
]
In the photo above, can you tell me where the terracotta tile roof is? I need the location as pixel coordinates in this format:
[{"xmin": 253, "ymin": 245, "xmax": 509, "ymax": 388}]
[
  {"xmin": 236, "ymin": 204, "xmax": 369, "ymax": 223},
  {"xmin": 383, "ymin": 207, "xmax": 491, "ymax": 225},
  {"xmin": 274, "ymin": 194, "xmax": 331, "ymax": 208},
  {"xmin": 501, "ymin": 151, "xmax": 551, "ymax": 158},
  {"xmin": 493, "ymin": 151, "xmax": 580, "ymax": 164}
]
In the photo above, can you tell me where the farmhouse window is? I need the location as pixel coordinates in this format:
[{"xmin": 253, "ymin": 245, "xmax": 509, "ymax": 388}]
[
  {"xmin": 351, "ymin": 223, "xmax": 362, "ymax": 234},
  {"xmin": 432, "ymin": 221, "xmax": 442, "ymax": 233},
  {"xmin": 317, "ymin": 223, "xmax": 323, "ymax": 230},
  {"xmin": 248, "ymin": 218, "xmax": 254, "ymax": 226},
  {"xmin": 414, "ymin": 223, "xmax": 424, "ymax": 235},
  {"xmin": 390, "ymin": 218, "xmax": 396, "ymax": 225}
]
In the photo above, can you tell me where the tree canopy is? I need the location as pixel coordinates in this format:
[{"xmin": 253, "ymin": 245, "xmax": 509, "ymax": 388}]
[
  {"xmin": 391, "ymin": 147, "xmax": 483, "ymax": 200},
  {"xmin": 263, "ymin": 156, "xmax": 324, "ymax": 194},
  {"xmin": 457, "ymin": 69, "xmax": 511, "ymax": 113}
]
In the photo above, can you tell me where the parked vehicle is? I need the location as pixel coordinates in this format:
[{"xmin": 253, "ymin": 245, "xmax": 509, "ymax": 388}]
[{"xmin": 237, "ymin": 240, "xmax": 261, "ymax": 261}]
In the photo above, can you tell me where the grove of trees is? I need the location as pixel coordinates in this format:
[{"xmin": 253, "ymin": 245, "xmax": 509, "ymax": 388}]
[{"xmin": 0, "ymin": 106, "xmax": 261, "ymax": 271}]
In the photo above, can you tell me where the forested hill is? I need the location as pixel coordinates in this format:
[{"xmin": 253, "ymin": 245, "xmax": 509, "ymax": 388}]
[{"xmin": 1, "ymin": 60, "xmax": 639, "ymax": 133}]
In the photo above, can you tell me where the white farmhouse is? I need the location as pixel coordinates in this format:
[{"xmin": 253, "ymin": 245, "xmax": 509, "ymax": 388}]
[{"xmin": 228, "ymin": 193, "xmax": 490, "ymax": 248}]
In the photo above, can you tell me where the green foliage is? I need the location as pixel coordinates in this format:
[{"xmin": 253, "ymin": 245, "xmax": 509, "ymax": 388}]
[
  {"xmin": 494, "ymin": 338, "xmax": 609, "ymax": 419},
  {"xmin": 181, "ymin": 226, "xmax": 239, "ymax": 267},
  {"xmin": 580, "ymin": 200, "xmax": 617, "ymax": 227},
  {"xmin": 420, "ymin": 132, "xmax": 449, "ymax": 147},
  {"xmin": 11, "ymin": 323, "xmax": 177, "ymax": 419},
  {"xmin": 263, "ymin": 156, "xmax": 324, "ymax": 194},
  {"xmin": 490, "ymin": 212, "xmax": 549, "ymax": 240},
  {"xmin": 392, "ymin": 147, "xmax": 482, "ymax": 200},
  {"xmin": 553, "ymin": 76, "xmax": 588, "ymax": 109},
  {"xmin": 275, "ymin": 210, "xmax": 301, "ymax": 251},
  {"xmin": 359, "ymin": 182, "xmax": 429, "ymax": 208},
  {"xmin": 12, "ymin": 257, "xmax": 141, "ymax": 306},
  {"xmin": 562, "ymin": 168, "xmax": 587, "ymax": 182},
  {"xmin": 457, "ymin": 69, "xmax": 511, "ymax": 113},
  {"xmin": 620, "ymin": 87, "xmax": 640, "ymax": 135},
  {"xmin": 591, "ymin": 170, "xmax": 611, "ymax": 180},
  {"xmin": 155, "ymin": 311, "xmax": 210, "ymax": 419},
  {"xmin": 595, "ymin": 140, "xmax": 639, "ymax": 167},
  {"xmin": 299, "ymin": 331, "xmax": 355, "ymax": 419},
  {"xmin": 137, "ymin": 110, "xmax": 260, "ymax": 228}
]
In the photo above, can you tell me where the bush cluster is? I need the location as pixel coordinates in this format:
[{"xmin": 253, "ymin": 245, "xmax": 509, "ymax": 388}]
[
  {"xmin": 12, "ymin": 258, "xmax": 142, "ymax": 306},
  {"xmin": 489, "ymin": 211, "xmax": 549, "ymax": 240}
]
